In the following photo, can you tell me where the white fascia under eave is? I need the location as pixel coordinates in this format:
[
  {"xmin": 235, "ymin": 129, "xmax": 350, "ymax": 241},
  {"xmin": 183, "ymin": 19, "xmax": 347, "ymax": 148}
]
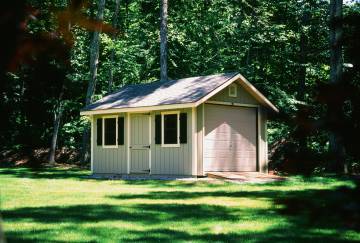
[{"xmin": 79, "ymin": 102, "xmax": 197, "ymax": 116}]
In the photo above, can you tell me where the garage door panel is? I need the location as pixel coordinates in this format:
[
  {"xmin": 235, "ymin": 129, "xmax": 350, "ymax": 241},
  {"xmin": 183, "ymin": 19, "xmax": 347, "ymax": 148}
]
[
  {"xmin": 204, "ymin": 149, "xmax": 255, "ymax": 158},
  {"xmin": 204, "ymin": 104, "xmax": 257, "ymax": 172},
  {"xmin": 204, "ymin": 140, "xmax": 230, "ymax": 150}
]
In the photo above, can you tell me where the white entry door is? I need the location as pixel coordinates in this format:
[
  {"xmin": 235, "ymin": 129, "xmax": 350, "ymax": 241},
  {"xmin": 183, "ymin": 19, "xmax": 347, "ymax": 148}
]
[{"xmin": 130, "ymin": 113, "xmax": 150, "ymax": 173}]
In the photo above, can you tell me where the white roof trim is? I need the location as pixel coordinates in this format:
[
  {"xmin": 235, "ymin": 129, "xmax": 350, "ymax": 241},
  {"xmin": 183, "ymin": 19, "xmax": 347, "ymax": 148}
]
[
  {"xmin": 194, "ymin": 74, "xmax": 279, "ymax": 112},
  {"xmin": 80, "ymin": 73, "xmax": 278, "ymax": 116},
  {"xmin": 236, "ymin": 74, "xmax": 279, "ymax": 113},
  {"xmin": 80, "ymin": 102, "xmax": 196, "ymax": 116}
]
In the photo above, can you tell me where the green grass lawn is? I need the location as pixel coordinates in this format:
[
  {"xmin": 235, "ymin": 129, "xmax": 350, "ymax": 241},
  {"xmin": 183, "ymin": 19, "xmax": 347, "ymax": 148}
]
[{"xmin": 0, "ymin": 168, "xmax": 359, "ymax": 242}]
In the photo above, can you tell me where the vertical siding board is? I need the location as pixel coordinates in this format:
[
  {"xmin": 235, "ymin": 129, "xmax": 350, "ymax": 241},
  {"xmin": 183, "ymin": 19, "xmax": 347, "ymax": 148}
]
[
  {"xmin": 168, "ymin": 148, "xmax": 171, "ymax": 174},
  {"xmin": 111, "ymin": 148, "xmax": 114, "ymax": 173},
  {"xmin": 105, "ymin": 146, "xmax": 109, "ymax": 173}
]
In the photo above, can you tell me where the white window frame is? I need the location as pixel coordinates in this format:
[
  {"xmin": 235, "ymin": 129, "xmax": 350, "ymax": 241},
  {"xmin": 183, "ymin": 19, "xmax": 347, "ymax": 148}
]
[
  {"xmin": 228, "ymin": 83, "xmax": 237, "ymax": 97},
  {"xmin": 161, "ymin": 111, "xmax": 180, "ymax": 147},
  {"xmin": 102, "ymin": 115, "xmax": 118, "ymax": 148}
]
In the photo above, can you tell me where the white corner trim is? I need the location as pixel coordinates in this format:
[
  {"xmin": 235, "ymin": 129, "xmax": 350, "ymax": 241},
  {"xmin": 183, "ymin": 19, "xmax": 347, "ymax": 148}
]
[
  {"xmin": 201, "ymin": 103, "xmax": 205, "ymax": 176},
  {"xmin": 161, "ymin": 111, "xmax": 180, "ymax": 147},
  {"xmin": 90, "ymin": 115, "xmax": 94, "ymax": 173},
  {"xmin": 127, "ymin": 113, "xmax": 130, "ymax": 174},
  {"xmin": 148, "ymin": 113, "xmax": 152, "ymax": 175}
]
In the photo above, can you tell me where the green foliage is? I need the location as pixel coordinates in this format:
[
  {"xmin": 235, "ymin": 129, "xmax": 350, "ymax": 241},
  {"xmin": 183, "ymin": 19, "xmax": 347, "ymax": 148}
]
[{"xmin": 1, "ymin": 0, "xmax": 359, "ymax": 171}]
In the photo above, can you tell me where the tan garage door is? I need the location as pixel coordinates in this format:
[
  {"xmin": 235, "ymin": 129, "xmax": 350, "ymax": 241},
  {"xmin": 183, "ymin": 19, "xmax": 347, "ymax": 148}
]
[{"xmin": 204, "ymin": 104, "xmax": 257, "ymax": 171}]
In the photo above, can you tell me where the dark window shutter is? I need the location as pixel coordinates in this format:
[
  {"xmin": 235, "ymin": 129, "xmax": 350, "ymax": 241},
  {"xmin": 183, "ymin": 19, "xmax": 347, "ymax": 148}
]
[
  {"xmin": 118, "ymin": 117, "xmax": 124, "ymax": 145},
  {"xmin": 155, "ymin": 114, "xmax": 161, "ymax": 144},
  {"xmin": 96, "ymin": 118, "xmax": 102, "ymax": 146},
  {"xmin": 180, "ymin": 113, "xmax": 187, "ymax": 143}
]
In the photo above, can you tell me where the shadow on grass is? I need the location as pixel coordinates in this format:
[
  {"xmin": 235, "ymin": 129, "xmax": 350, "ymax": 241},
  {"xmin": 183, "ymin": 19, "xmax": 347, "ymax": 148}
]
[
  {"xmin": 107, "ymin": 185, "xmax": 360, "ymax": 231},
  {"xmin": 3, "ymin": 198, "xmax": 359, "ymax": 242},
  {"xmin": 3, "ymin": 186, "xmax": 360, "ymax": 242},
  {"xmin": 2, "ymin": 203, "xmax": 239, "ymax": 224},
  {"xmin": 3, "ymin": 203, "xmax": 247, "ymax": 242},
  {"xmin": 108, "ymin": 189, "xmax": 284, "ymax": 200},
  {"xmin": 123, "ymin": 227, "xmax": 353, "ymax": 243},
  {"xmin": 0, "ymin": 167, "xmax": 88, "ymax": 180}
]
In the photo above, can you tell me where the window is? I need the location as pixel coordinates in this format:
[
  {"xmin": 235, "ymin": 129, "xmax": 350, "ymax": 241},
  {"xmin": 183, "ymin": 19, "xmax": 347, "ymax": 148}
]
[
  {"xmin": 96, "ymin": 116, "xmax": 125, "ymax": 148},
  {"xmin": 104, "ymin": 117, "xmax": 117, "ymax": 146},
  {"xmin": 228, "ymin": 83, "xmax": 237, "ymax": 97},
  {"xmin": 161, "ymin": 111, "xmax": 180, "ymax": 147},
  {"xmin": 155, "ymin": 112, "xmax": 187, "ymax": 146}
]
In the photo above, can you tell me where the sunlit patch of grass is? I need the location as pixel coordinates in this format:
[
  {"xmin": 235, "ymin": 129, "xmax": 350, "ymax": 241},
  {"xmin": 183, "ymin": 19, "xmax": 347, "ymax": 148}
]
[{"xmin": 0, "ymin": 167, "xmax": 359, "ymax": 242}]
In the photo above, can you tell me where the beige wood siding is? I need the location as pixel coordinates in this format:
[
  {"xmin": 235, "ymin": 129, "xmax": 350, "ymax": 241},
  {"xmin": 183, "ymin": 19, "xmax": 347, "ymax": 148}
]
[
  {"xmin": 196, "ymin": 104, "xmax": 204, "ymax": 176},
  {"xmin": 151, "ymin": 108, "xmax": 193, "ymax": 175},
  {"xmin": 92, "ymin": 114, "xmax": 128, "ymax": 174},
  {"xmin": 204, "ymin": 104, "xmax": 257, "ymax": 172},
  {"xmin": 209, "ymin": 82, "xmax": 259, "ymax": 105}
]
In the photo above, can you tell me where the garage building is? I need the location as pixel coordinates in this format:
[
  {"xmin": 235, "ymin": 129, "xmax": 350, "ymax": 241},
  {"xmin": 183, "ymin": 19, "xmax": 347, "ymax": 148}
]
[{"xmin": 80, "ymin": 72, "xmax": 278, "ymax": 176}]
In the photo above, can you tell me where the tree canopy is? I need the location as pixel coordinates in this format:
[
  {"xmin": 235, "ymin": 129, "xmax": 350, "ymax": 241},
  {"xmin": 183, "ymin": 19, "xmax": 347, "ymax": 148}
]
[{"xmin": 0, "ymin": 0, "xmax": 359, "ymax": 173}]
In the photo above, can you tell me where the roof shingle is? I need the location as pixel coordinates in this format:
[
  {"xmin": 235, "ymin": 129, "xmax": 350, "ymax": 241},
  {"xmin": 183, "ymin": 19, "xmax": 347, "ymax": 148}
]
[{"xmin": 83, "ymin": 72, "xmax": 238, "ymax": 111}]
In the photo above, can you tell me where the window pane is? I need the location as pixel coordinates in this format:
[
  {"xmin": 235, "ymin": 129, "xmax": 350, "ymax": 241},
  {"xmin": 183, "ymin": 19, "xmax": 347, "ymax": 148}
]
[
  {"xmin": 104, "ymin": 118, "xmax": 116, "ymax": 145},
  {"xmin": 164, "ymin": 114, "xmax": 177, "ymax": 144}
]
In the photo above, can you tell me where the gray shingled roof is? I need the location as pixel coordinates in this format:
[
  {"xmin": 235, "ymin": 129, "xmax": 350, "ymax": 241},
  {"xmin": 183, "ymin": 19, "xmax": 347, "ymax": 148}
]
[{"xmin": 83, "ymin": 73, "xmax": 238, "ymax": 111}]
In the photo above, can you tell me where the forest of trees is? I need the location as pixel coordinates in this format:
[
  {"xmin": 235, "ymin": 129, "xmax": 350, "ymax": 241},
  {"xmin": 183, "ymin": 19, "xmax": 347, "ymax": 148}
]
[{"xmin": 0, "ymin": 0, "xmax": 359, "ymax": 174}]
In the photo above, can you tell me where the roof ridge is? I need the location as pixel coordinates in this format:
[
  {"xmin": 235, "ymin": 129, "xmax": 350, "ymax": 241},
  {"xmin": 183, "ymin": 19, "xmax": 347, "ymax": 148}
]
[{"xmin": 104, "ymin": 72, "xmax": 238, "ymax": 96}]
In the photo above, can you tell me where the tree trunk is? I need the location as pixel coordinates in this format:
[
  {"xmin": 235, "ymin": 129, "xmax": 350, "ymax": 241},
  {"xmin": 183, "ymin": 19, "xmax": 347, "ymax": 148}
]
[
  {"xmin": 108, "ymin": 0, "xmax": 121, "ymax": 93},
  {"xmin": 160, "ymin": 0, "xmax": 168, "ymax": 81},
  {"xmin": 297, "ymin": 7, "xmax": 310, "ymax": 152},
  {"xmin": 298, "ymin": 33, "xmax": 307, "ymax": 101},
  {"xmin": 330, "ymin": 0, "xmax": 343, "ymax": 85},
  {"xmin": 81, "ymin": 0, "xmax": 106, "ymax": 164},
  {"xmin": 329, "ymin": 0, "xmax": 347, "ymax": 173},
  {"xmin": 49, "ymin": 90, "xmax": 64, "ymax": 165},
  {"xmin": 86, "ymin": 0, "xmax": 106, "ymax": 106}
]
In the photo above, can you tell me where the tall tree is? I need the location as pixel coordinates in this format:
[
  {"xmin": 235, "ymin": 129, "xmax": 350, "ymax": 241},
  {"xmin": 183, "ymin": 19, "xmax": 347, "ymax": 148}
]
[
  {"xmin": 81, "ymin": 0, "xmax": 106, "ymax": 163},
  {"xmin": 49, "ymin": 87, "xmax": 64, "ymax": 164},
  {"xmin": 160, "ymin": 0, "xmax": 168, "ymax": 81},
  {"xmin": 329, "ymin": 0, "xmax": 346, "ymax": 173},
  {"xmin": 108, "ymin": 0, "xmax": 121, "ymax": 93}
]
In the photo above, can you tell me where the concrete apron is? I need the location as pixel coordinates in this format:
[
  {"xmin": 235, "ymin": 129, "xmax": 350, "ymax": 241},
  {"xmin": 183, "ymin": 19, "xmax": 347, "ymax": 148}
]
[
  {"xmin": 85, "ymin": 172, "xmax": 285, "ymax": 183},
  {"xmin": 207, "ymin": 172, "xmax": 286, "ymax": 183}
]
